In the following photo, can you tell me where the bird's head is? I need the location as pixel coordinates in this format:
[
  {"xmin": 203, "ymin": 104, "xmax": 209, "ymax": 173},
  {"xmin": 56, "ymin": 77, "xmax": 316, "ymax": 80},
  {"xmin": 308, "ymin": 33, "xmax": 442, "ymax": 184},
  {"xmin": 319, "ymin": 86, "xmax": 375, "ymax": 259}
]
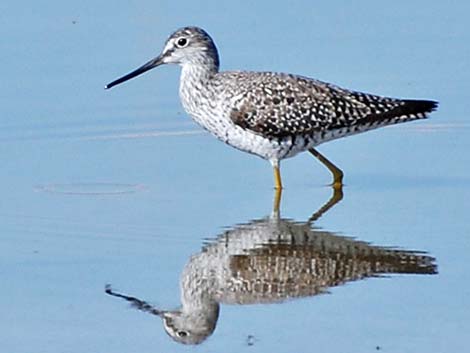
[{"xmin": 105, "ymin": 26, "xmax": 219, "ymax": 89}]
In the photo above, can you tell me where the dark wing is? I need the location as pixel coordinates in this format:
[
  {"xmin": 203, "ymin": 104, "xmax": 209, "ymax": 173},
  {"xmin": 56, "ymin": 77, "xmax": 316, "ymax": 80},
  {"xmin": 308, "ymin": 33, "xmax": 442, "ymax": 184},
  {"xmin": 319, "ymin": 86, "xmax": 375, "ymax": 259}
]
[{"xmin": 226, "ymin": 72, "xmax": 437, "ymax": 138}]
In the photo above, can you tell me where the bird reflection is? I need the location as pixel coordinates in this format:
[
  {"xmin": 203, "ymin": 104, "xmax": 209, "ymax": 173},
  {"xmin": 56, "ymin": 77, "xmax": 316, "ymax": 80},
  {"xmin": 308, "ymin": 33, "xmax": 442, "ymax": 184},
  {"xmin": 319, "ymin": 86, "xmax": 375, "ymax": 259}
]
[{"xmin": 106, "ymin": 188, "xmax": 437, "ymax": 345}]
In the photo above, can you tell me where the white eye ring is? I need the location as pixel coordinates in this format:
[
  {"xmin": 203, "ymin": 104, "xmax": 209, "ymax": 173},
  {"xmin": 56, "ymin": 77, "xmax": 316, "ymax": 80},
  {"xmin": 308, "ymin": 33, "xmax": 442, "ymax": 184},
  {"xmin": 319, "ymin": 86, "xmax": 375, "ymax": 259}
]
[{"xmin": 176, "ymin": 37, "xmax": 189, "ymax": 48}]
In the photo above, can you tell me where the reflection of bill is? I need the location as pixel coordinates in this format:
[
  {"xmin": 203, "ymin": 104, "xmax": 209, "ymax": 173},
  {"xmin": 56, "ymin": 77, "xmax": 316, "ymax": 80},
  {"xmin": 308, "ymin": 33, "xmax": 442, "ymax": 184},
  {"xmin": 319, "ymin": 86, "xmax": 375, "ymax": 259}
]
[{"xmin": 106, "ymin": 189, "xmax": 437, "ymax": 345}]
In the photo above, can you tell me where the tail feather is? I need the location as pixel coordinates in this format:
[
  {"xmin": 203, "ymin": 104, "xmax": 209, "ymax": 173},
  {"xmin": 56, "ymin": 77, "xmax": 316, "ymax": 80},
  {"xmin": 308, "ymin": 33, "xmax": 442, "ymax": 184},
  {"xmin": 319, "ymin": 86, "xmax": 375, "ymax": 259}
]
[
  {"xmin": 389, "ymin": 99, "xmax": 438, "ymax": 119},
  {"xmin": 380, "ymin": 99, "xmax": 438, "ymax": 121},
  {"xmin": 361, "ymin": 99, "xmax": 438, "ymax": 128}
]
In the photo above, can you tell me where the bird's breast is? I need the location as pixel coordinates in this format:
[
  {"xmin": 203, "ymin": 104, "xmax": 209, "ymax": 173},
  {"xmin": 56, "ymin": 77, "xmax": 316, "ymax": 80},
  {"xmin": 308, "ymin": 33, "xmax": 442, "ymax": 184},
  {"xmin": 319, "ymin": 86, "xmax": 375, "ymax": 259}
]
[{"xmin": 178, "ymin": 73, "xmax": 312, "ymax": 161}]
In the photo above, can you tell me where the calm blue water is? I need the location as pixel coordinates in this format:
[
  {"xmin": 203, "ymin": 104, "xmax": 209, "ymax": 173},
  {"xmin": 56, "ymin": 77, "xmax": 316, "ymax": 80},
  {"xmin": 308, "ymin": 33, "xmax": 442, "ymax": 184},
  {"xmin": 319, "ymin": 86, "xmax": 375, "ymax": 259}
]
[{"xmin": 2, "ymin": 1, "xmax": 469, "ymax": 352}]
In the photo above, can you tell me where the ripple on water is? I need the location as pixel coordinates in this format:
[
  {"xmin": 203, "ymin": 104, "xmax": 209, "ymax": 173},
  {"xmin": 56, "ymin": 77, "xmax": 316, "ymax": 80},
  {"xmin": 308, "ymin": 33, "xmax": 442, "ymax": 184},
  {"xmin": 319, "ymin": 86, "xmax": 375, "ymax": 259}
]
[{"xmin": 35, "ymin": 183, "xmax": 146, "ymax": 195}]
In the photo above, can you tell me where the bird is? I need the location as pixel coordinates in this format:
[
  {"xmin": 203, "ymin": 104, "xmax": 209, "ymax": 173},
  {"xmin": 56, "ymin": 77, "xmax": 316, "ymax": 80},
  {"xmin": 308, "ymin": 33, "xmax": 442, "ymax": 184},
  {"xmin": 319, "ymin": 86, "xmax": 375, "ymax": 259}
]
[
  {"xmin": 105, "ymin": 188, "xmax": 437, "ymax": 345},
  {"xmin": 105, "ymin": 26, "xmax": 438, "ymax": 189}
]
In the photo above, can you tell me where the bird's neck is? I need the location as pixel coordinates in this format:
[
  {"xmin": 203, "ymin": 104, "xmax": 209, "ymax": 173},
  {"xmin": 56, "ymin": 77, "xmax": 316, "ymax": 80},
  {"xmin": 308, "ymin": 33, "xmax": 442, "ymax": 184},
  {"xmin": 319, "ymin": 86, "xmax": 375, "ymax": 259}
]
[
  {"xmin": 180, "ymin": 62, "xmax": 218, "ymax": 86},
  {"xmin": 179, "ymin": 63, "xmax": 219, "ymax": 115}
]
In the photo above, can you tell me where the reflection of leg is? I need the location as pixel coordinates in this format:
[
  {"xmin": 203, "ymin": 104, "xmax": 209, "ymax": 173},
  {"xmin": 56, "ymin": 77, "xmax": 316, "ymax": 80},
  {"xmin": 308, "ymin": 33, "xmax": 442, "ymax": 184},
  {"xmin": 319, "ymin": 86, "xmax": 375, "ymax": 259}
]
[
  {"xmin": 105, "ymin": 284, "xmax": 163, "ymax": 317},
  {"xmin": 308, "ymin": 147, "xmax": 344, "ymax": 188},
  {"xmin": 272, "ymin": 187, "xmax": 282, "ymax": 218},
  {"xmin": 307, "ymin": 186, "xmax": 344, "ymax": 224}
]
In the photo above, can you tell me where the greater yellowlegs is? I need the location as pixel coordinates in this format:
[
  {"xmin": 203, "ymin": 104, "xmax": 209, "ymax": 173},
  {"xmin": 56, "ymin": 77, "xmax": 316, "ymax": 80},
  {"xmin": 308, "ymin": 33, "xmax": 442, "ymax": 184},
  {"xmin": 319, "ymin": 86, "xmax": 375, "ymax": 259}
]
[{"xmin": 106, "ymin": 26, "xmax": 438, "ymax": 189}]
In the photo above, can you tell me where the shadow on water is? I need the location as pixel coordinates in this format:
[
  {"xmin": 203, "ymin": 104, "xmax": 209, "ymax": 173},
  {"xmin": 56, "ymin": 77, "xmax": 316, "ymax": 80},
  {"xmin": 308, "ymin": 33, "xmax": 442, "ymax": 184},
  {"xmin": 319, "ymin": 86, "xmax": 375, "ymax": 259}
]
[{"xmin": 105, "ymin": 187, "xmax": 437, "ymax": 345}]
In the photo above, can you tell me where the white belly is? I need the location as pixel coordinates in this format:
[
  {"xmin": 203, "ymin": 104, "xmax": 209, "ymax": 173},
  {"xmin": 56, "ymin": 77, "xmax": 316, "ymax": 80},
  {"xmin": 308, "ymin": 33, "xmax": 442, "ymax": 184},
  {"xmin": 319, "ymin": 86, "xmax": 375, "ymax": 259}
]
[{"xmin": 188, "ymin": 107, "xmax": 314, "ymax": 162}]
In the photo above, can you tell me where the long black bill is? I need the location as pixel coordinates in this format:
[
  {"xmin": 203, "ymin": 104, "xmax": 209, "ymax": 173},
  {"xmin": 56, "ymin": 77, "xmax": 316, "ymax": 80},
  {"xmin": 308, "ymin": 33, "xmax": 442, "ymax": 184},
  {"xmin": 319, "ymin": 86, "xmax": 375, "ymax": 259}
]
[{"xmin": 105, "ymin": 55, "xmax": 164, "ymax": 89}]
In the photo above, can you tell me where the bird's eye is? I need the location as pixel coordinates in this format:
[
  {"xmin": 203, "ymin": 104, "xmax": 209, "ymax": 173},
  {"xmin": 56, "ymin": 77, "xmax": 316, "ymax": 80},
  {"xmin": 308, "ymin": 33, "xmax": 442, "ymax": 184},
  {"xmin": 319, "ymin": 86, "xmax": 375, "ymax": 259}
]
[
  {"xmin": 176, "ymin": 37, "xmax": 188, "ymax": 48},
  {"xmin": 177, "ymin": 330, "xmax": 188, "ymax": 338}
]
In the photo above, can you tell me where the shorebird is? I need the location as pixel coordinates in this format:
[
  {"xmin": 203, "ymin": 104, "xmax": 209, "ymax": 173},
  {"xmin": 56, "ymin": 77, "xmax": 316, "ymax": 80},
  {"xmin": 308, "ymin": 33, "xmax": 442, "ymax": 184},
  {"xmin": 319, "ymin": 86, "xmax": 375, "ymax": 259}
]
[{"xmin": 106, "ymin": 26, "xmax": 438, "ymax": 189}]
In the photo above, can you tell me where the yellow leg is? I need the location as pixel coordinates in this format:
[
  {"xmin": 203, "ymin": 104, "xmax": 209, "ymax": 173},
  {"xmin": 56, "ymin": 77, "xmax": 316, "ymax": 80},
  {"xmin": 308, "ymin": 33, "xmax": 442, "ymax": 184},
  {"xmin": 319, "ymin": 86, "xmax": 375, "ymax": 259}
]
[
  {"xmin": 272, "ymin": 187, "xmax": 282, "ymax": 216},
  {"xmin": 308, "ymin": 147, "xmax": 344, "ymax": 189},
  {"xmin": 273, "ymin": 164, "xmax": 283, "ymax": 190}
]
